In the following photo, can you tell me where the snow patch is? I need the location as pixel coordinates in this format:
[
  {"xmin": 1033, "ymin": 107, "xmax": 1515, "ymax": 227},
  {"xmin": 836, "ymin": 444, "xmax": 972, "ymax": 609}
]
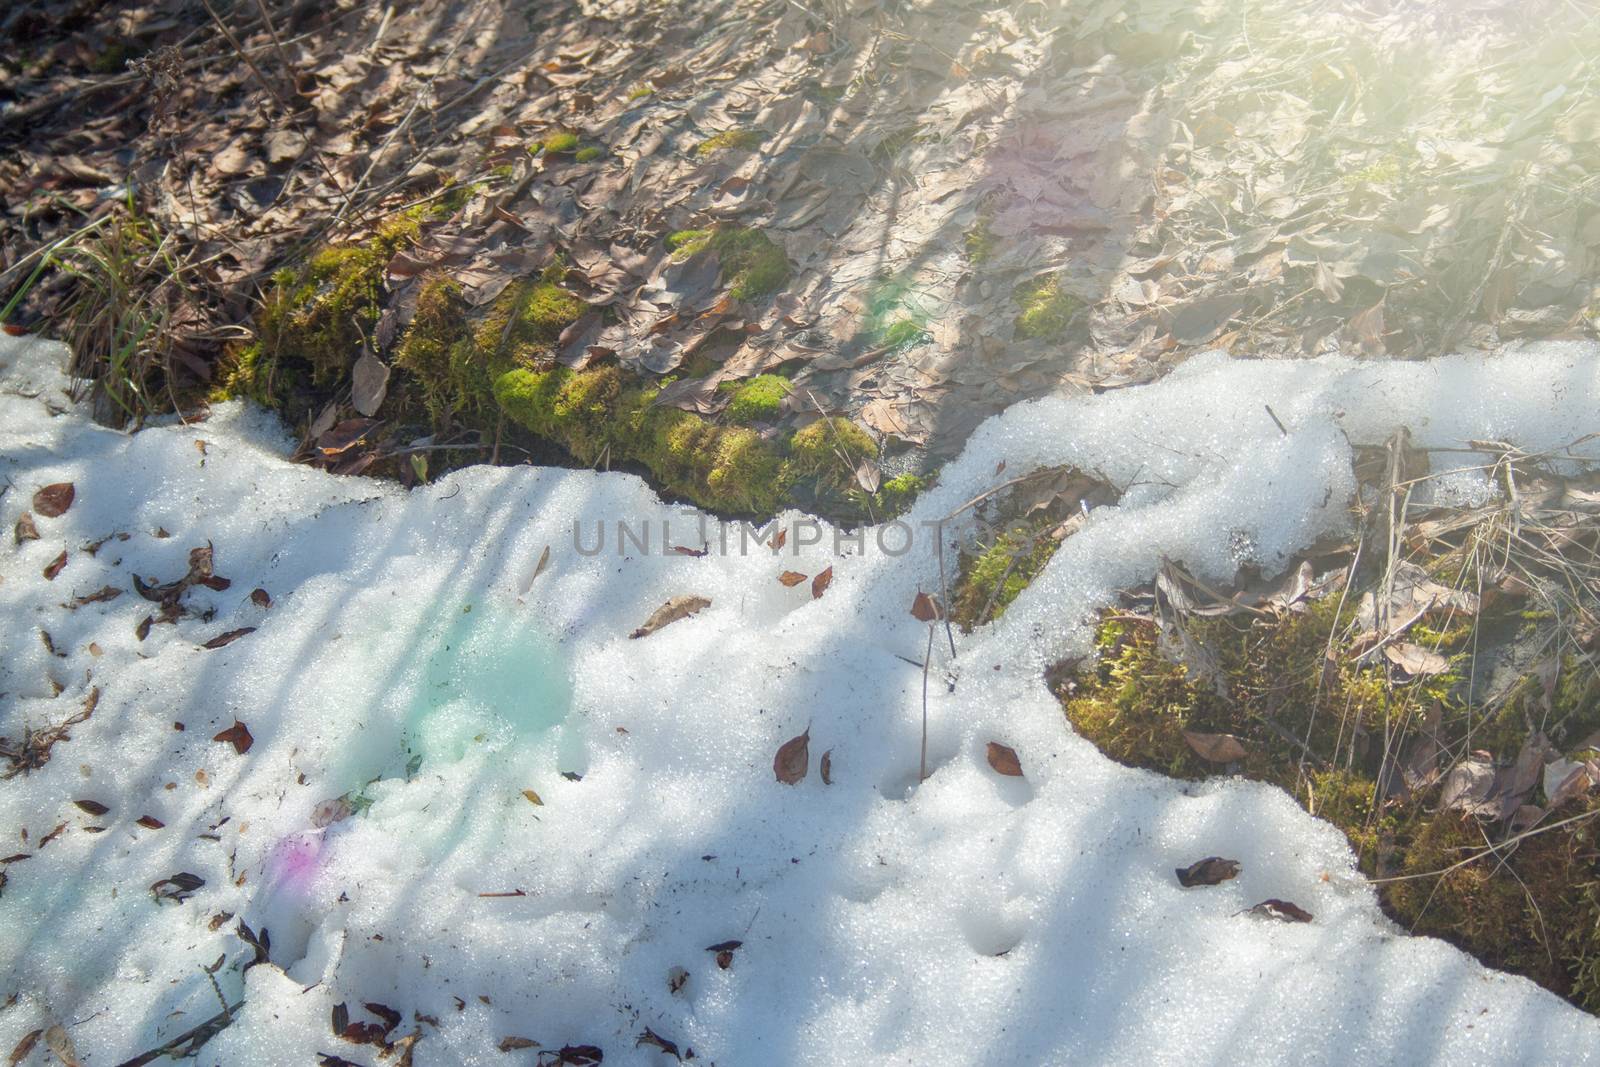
[{"xmin": 3, "ymin": 333, "xmax": 1600, "ymax": 1064}]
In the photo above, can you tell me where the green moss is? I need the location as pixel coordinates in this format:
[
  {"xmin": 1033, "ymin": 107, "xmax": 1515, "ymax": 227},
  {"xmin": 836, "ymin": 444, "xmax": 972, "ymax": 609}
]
[
  {"xmin": 695, "ymin": 129, "xmax": 766, "ymax": 158},
  {"xmin": 667, "ymin": 229, "xmax": 711, "ymax": 256},
  {"xmin": 627, "ymin": 85, "xmax": 652, "ymax": 101},
  {"xmin": 790, "ymin": 417, "xmax": 874, "ymax": 473},
  {"xmin": 950, "ymin": 521, "xmax": 1061, "ymax": 629},
  {"xmin": 879, "ymin": 319, "xmax": 928, "ymax": 349},
  {"xmin": 724, "ymin": 374, "xmax": 791, "ymax": 423},
  {"xmin": 1053, "ymin": 587, "xmax": 1600, "ymax": 1013},
  {"xmin": 877, "ymin": 473, "xmax": 925, "ymax": 514},
  {"xmin": 1014, "ymin": 274, "xmax": 1084, "ymax": 340},
  {"xmin": 574, "ymin": 146, "xmax": 604, "ymax": 163},
  {"xmin": 489, "ymin": 164, "xmax": 515, "ymax": 180},
  {"xmin": 214, "ymin": 212, "xmax": 427, "ymax": 410},
  {"xmin": 492, "ymin": 367, "xmax": 785, "ymax": 513},
  {"xmin": 542, "ymin": 131, "xmax": 580, "ymax": 155},
  {"xmin": 666, "ymin": 226, "xmax": 790, "ymax": 301},
  {"xmin": 392, "ymin": 276, "xmax": 482, "ymax": 426},
  {"xmin": 965, "ymin": 214, "xmax": 997, "ymax": 264}
]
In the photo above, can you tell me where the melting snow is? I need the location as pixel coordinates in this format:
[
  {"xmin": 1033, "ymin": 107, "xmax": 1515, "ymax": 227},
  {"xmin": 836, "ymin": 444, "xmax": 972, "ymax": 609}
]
[{"xmin": 4, "ymin": 333, "xmax": 1600, "ymax": 1064}]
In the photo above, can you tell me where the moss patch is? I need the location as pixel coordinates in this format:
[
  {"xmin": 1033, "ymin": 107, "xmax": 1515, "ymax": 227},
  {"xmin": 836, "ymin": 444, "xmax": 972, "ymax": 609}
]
[
  {"xmin": 695, "ymin": 129, "xmax": 766, "ymax": 158},
  {"xmin": 666, "ymin": 226, "xmax": 790, "ymax": 301},
  {"xmin": 1014, "ymin": 274, "xmax": 1084, "ymax": 340},
  {"xmin": 724, "ymin": 374, "xmax": 791, "ymax": 423},
  {"xmin": 574, "ymin": 146, "xmax": 604, "ymax": 163},
  {"xmin": 1053, "ymin": 573, "xmax": 1600, "ymax": 1012},
  {"xmin": 214, "ymin": 211, "xmax": 428, "ymax": 410},
  {"xmin": 541, "ymin": 131, "xmax": 580, "ymax": 155},
  {"xmin": 950, "ymin": 518, "xmax": 1063, "ymax": 628}
]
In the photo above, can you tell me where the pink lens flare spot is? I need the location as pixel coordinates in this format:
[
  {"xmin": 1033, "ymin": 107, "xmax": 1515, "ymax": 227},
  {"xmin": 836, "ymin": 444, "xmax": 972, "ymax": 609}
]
[{"xmin": 270, "ymin": 833, "xmax": 325, "ymax": 894}]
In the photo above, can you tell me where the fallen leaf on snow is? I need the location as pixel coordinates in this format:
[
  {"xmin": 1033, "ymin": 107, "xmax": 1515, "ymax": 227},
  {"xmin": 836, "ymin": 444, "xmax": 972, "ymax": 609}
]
[
  {"xmin": 1176, "ymin": 856, "xmax": 1241, "ymax": 887},
  {"xmin": 43, "ymin": 550, "xmax": 67, "ymax": 580},
  {"xmin": 1246, "ymin": 898, "xmax": 1313, "ymax": 923},
  {"xmin": 212, "ymin": 720, "xmax": 254, "ymax": 755},
  {"xmin": 33, "ymin": 483, "xmax": 75, "ymax": 517},
  {"xmin": 774, "ymin": 727, "xmax": 810, "ymax": 784},
  {"xmin": 13, "ymin": 513, "xmax": 38, "ymax": 545},
  {"xmin": 201, "ymin": 627, "xmax": 256, "ymax": 649},
  {"xmin": 630, "ymin": 595, "xmax": 711, "ymax": 638},
  {"xmin": 986, "ymin": 741, "xmax": 1023, "ymax": 777},
  {"xmin": 777, "ymin": 570, "xmax": 808, "ymax": 587},
  {"xmin": 910, "ymin": 591, "xmax": 943, "ymax": 622},
  {"xmin": 499, "ymin": 1036, "xmax": 541, "ymax": 1051},
  {"xmin": 811, "ymin": 566, "xmax": 833, "ymax": 599}
]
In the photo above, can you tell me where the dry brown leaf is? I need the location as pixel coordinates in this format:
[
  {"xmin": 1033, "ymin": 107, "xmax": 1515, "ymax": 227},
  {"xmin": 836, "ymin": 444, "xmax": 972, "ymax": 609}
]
[
  {"xmin": 136, "ymin": 815, "xmax": 165, "ymax": 829},
  {"xmin": 43, "ymin": 550, "xmax": 68, "ymax": 581},
  {"xmin": 1246, "ymin": 898, "xmax": 1313, "ymax": 923},
  {"xmin": 910, "ymin": 591, "xmax": 943, "ymax": 622},
  {"xmin": 33, "ymin": 483, "xmax": 75, "ymax": 517},
  {"xmin": 811, "ymin": 566, "xmax": 833, "ymax": 599},
  {"xmin": 522, "ymin": 789, "xmax": 544, "ymax": 806},
  {"xmin": 250, "ymin": 588, "xmax": 272, "ymax": 608},
  {"xmin": 499, "ymin": 1037, "xmax": 541, "ymax": 1052},
  {"xmin": 202, "ymin": 627, "xmax": 256, "ymax": 650},
  {"xmin": 1175, "ymin": 856, "xmax": 1240, "ymax": 887},
  {"xmin": 212, "ymin": 720, "xmax": 254, "ymax": 755},
  {"xmin": 350, "ymin": 352, "xmax": 390, "ymax": 417},
  {"xmin": 14, "ymin": 512, "xmax": 39, "ymax": 545},
  {"xmin": 985, "ymin": 741, "xmax": 1023, "ymax": 777},
  {"xmin": 1383, "ymin": 642, "xmax": 1449, "ymax": 677},
  {"xmin": 72, "ymin": 799, "xmax": 109, "ymax": 816},
  {"xmin": 9, "ymin": 1028, "xmax": 42, "ymax": 1066},
  {"xmin": 777, "ymin": 571, "xmax": 808, "ymax": 587},
  {"xmin": 43, "ymin": 1024, "xmax": 78, "ymax": 1067},
  {"xmin": 630, "ymin": 595, "xmax": 711, "ymax": 638},
  {"xmin": 1181, "ymin": 729, "xmax": 1248, "ymax": 763},
  {"xmin": 820, "ymin": 748, "xmax": 833, "ymax": 785},
  {"xmin": 774, "ymin": 727, "xmax": 810, "ymax": 784},
  {"xmin": 519, "ymin": 546, "xmax": 552, "ymax": 597}
]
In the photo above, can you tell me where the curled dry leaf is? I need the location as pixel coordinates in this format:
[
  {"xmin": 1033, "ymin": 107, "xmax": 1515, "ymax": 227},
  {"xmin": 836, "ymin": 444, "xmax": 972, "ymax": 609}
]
[
  {"xmin": 986, "ymin": 741, "xmax": 1023, "ymax": 777},
  {"xmin": 250, "ymin": 588, "xmax": 272, "ymax": 608},
  {"xmin": 777, "ymin": 571, "xmax": 808, "ymax": 587},
  {"xmin": 33, "ymin": 483, "xmax": 75, "ymax": 518},
  {"xmin": 42, "ymin": 1026, "xmax": 77, "ymax": 1067},
  {"xmin": 522, "ymin": 788, "xmax": 544, "ymax": 806},
  {"xmin": 499, "ymin": 1036, "xmax": 541, "ymax": 1051},
  {"xmin": 201, "ymin": 627, "xmax": 256, "ymax": 649},
  {"xmin": 630, "ymin": 595, "xmax": 711, "ymax": 638},
  {"xmin": 9, "ymin": 1029, "xmax": 42, "ymax": 1066},
  {"xmin": 351, "ymin": 352, "xmax": 390, "ymax": 417},
  {"xmin": 811, "ymin": 566, "xmax": 833, "ymax": 599},
  {"xmin": 72, "ymin": 799, "xmax": 109, "ymax": 816},
  {"xmin": 910, "ymin": 591, "xmax": 943, "ymax": 622},
  {"xmin": 212, "ymin": 720, "xmax": 254, "ymax": 755},
  {"xmin": 1181, "ymin": 728, "xmax": 1248, "ymax": 764},
  {"xmin": 1383, "ymin": 641, "xmax": 1450, "ymax": 677},
  {"xmin": 136, "ymin": 815, "xmax": 165, "ymax": 829},
  {"xmin": 72, "ymin": 585, "xmax": 121, "ymax": 605},
  {"xmin": 1175, "ymin": 856, "xmax": 1241, "ymax": 887},
  {"xmin": 13, "ymin": 512, "xmax": 38, "ymax": 545},
  {"xmin": 43, "ymin": 550, "xmax": 67, "ymax": 581},
  {"xmin": 774, "ymin": 727, "xmax": 810, "ymax": 784},
  {"xmin": 1246, "ymin": 898, "xmax": 1313, "ymax": 923},
  {"xmin": 820, "ymin": 748, "xmax": 833, "ymax": 785}
]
